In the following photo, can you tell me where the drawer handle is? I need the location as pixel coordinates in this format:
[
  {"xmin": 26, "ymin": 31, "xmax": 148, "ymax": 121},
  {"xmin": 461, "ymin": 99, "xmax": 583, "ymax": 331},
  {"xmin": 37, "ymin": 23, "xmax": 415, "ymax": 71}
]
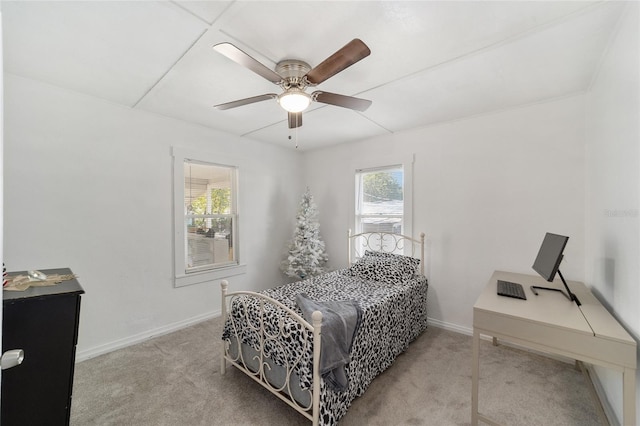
[{"xmin": 1, "ymin": 349, "xmax": 25, "ymax": 370}]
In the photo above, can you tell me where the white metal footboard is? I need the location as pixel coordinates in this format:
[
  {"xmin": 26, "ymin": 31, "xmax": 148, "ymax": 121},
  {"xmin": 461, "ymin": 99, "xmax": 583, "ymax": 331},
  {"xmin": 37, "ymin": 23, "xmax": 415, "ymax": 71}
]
[{"xmin": 220, "ymin": 280, "xmax": 322, "ymax": 426}]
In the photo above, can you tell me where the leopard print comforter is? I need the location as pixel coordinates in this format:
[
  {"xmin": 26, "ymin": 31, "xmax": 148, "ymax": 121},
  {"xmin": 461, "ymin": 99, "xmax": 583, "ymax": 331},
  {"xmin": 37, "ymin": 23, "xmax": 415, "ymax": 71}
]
[{"xmin": 223, "ymin": 268, "xmax": 428, "ymax": 425}]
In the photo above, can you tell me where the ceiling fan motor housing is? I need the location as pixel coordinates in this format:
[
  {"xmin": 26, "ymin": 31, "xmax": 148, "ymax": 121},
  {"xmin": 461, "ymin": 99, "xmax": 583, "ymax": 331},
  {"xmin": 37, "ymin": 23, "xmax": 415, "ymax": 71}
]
[{"xmin": 276, "ymin": 60, "xmax": 311, "ymax": 90}]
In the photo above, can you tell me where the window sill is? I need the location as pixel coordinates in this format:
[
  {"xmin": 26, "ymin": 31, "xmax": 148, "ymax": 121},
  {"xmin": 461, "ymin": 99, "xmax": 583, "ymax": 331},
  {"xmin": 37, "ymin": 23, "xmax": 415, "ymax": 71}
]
[{"xmin": 174, "ymin": 264, "xmax": 247, "ymax": 288}]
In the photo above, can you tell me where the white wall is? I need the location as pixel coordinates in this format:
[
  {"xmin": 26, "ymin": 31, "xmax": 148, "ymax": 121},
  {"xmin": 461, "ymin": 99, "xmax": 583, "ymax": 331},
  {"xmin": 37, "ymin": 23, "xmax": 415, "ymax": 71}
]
[
  {"xmin": 585, "ymin": 3, "xmax": 639, "ymax": 424},
  {"xmin": 304, "ymin": 95, "xmax": 586, "ymax": 332},
  {"xmin": 3, "ymin": 74, "xmax": 303, "ymax": 359}
]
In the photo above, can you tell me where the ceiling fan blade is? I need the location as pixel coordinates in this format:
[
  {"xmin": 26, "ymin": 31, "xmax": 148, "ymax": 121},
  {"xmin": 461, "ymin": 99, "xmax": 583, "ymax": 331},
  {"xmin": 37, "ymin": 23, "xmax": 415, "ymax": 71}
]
[
  {"xmin": 305, "ymin": 39, "xmax": 371, "ymax": 85},
  {"xmin": 288, "ymin": 112, "xmax": 302, "ymax": 129},
  {"xmin": 214, "ymin": 94, "xmax": 277, "ymax": 110},
  {"xmin": 312, "ymin": 91, "xmax": 372, "ymax": 112},
  {"xmin": 213, "ymin": 43, "xmax": 282, "ymax": 84}
]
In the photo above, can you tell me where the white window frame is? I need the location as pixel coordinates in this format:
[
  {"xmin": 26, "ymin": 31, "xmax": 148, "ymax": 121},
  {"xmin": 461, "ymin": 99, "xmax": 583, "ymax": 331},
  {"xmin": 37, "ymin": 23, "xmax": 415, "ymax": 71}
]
[
  {"xmin": 172, "ymin": 147, "xmax": 246, "ymax": 287},
  {"xmin": 350, "ymin": 154, "xmax": 414, "ymax": 253}
]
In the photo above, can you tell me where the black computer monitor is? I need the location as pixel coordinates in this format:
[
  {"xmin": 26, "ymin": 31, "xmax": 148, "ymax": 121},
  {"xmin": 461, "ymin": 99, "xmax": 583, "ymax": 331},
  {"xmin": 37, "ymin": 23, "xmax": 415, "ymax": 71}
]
[
  {"xmin": 531, "ymin": 232, "xmax": 580, "ymax": 306},
  {"xmin": 532, "ymin": 232, "xmax": 568, "ymax": 282}
]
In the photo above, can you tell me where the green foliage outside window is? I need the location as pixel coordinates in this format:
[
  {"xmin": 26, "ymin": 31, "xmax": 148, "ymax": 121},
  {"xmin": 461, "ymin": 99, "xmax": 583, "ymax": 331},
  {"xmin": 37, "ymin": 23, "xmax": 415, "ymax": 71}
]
[
  {"xmin": 363, "ymin": 172, "xmax": 402, "ymax": 202},
  {"xmin": 190, "ymin": 188, "xmax": 231, "ymax": 214}
]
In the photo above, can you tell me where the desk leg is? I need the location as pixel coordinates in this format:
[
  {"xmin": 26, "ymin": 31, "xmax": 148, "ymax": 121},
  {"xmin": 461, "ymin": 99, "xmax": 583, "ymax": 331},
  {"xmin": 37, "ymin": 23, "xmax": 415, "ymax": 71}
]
[
  {"xmin": 472, "ymin": 328, "xmax": 480, "ymax": 426},
  {"xmin": 622, "ymin": 367, "xmax": 636, "ymax": 426}
]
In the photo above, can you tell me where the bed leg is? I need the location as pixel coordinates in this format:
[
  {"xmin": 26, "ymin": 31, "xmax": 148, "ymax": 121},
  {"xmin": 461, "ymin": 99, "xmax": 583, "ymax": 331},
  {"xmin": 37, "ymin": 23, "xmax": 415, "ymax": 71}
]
[
  {"xmin": 311, "ymin": 310, "xmax": 322, "ymax": 426},
  {"xmin": 220, "ymin": 280, "xmax": 229, "ymax": 375}
]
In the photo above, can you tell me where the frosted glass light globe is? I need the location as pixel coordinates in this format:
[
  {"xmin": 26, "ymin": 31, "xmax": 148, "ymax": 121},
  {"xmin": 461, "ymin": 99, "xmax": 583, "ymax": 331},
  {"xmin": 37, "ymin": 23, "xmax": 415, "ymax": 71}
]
[{"xmin": 278, "ymin": 90, "xmax": 311, "ymax": 113}]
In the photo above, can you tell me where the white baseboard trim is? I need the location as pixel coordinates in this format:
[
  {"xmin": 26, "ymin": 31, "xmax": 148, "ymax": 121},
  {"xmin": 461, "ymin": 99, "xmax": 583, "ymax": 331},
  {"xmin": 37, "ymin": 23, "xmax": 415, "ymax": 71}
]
[
  {"xmin": 75, "ymin": 310, "xmax": 221, "ymax": 362},
  {"xmin": 77, "ymin": 315, "xmax": 469, "ymax": 363},
  {"xmin": 427, "ymin": 316, "xmax": 473, "ymax": 335},
  {"xmin": 428, "ymin": 317, "xmax": 618, "ymax": 426}
]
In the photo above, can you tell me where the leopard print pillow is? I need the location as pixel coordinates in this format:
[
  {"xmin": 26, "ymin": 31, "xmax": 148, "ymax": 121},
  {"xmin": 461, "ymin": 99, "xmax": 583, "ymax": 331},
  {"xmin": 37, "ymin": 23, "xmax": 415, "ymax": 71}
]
[
  {"xmin": 348, "ymin": 254, "xmax": 412, "ymax": 284},
  {"xmin": 364, "ymin": 250, "xmax": 420, "ymax": 280},
  {"xmin": 348, "ymin": 256, "xmax": 380, "ymax": 281}
]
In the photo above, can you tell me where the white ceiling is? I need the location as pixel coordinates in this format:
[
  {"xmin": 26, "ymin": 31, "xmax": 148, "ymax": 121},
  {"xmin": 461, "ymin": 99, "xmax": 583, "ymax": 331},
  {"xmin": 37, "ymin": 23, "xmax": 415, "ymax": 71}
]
[{"xmin": 1, "ymin": 1, "xmax": 627, "ymax": 151}]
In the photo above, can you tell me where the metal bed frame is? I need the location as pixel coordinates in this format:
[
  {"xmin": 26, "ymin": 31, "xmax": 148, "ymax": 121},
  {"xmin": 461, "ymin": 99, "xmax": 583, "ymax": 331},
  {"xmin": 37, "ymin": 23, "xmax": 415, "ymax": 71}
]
[{"xmin": 220, "ymin": 231, "xmax": 425, "ymax": 425}]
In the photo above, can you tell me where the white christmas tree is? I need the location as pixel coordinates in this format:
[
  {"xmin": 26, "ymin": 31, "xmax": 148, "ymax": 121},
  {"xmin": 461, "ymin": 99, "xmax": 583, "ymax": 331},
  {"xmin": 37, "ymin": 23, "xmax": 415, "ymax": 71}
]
[{"xmin": 281, "ymin": 187, "xmax": 329, "ymax": 279}]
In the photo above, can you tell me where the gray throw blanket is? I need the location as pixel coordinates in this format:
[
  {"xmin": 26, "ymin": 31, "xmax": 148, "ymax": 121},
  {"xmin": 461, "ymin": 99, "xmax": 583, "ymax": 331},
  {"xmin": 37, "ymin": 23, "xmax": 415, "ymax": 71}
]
[{"xmin": 296, "ymin": 293, "xmax": 362, "ymax": 392}]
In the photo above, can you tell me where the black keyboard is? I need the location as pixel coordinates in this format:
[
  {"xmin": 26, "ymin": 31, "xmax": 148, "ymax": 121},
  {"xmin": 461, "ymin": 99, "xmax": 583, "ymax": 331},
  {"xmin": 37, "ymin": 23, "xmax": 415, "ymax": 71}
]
[{"xmin": 497, "ymin": 280, "xmax": 527, "ymax": 300}]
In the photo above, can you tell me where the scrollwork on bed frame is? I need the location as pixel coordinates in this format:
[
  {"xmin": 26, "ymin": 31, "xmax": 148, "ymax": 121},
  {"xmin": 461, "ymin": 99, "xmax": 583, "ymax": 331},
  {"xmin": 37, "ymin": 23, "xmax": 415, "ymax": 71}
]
[
  {"xmin": 348, "ymin": 230, "xmax": 425, "ymax": 275},
  {"xmin": 220, "ymin": 281, "xmax": 322, "ymax": 426}
]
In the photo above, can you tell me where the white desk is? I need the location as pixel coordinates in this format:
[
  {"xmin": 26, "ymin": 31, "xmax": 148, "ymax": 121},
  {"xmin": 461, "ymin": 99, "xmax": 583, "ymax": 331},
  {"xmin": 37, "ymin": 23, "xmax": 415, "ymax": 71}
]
[{"xmin": 472, "ymin": 271, "xmax": 636, "ymax": 425}]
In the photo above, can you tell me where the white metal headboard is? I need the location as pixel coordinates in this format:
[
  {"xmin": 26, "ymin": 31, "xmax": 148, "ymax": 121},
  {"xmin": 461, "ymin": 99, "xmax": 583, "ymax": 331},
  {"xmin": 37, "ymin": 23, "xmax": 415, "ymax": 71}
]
[{"xmin": 347, "ymin": 230, "xmax": 425, "ymax": 275}]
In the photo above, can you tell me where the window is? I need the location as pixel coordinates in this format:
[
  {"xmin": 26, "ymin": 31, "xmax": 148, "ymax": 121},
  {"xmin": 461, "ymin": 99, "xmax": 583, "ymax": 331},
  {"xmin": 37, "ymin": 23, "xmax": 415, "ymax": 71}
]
[
  {"xmin": 184, "ymin": 161, "xmax": 237, "ymax": 272},
  {"xmin": 172, "ymin": 147, "xmax": 245, "ymax": 287},
  {"xmin": 355, "ymin": 165, "xmax": 404, "ymax": 234}
]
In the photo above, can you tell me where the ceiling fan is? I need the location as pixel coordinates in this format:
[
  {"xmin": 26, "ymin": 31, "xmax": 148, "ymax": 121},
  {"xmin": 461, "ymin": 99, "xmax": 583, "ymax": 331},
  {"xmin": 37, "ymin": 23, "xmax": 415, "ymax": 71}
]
[{"xmin": 213, "ymin": 39, "xmax": 372, "ymax": 129}]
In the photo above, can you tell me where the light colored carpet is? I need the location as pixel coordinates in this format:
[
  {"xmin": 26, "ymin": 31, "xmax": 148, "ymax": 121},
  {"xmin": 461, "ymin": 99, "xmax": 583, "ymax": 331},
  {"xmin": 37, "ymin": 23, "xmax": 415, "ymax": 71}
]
[{"xmin": 71, "ymin": 317, "xmax": 602, "ymax": 425}]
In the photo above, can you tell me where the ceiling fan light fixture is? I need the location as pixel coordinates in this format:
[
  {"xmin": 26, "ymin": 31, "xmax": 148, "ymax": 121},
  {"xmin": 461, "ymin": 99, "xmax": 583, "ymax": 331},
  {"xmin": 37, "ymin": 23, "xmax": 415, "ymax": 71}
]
[{"xmin": 278, "ymin": 89, "xmax": 311, "ymax": 113}]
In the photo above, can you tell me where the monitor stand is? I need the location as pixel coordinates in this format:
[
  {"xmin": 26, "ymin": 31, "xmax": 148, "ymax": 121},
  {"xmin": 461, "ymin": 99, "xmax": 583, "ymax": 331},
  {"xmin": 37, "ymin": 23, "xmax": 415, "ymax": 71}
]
[{"xmin": 530, "ymin": 269, "xmax": 581, "ymax": 306}]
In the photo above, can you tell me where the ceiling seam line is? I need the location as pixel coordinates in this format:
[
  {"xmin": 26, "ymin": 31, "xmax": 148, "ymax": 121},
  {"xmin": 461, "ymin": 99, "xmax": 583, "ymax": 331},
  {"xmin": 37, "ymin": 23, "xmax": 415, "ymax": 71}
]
[
  {"xmin": 358, "ymin": 113, "xmax": 393, "ymax": 134},
  {"xmin": 240, "ymin": 120, "xmax": 286, "ymax": 137},
  {"xmin": 356, "ymin": 1, "xmax": 609, "ymax": 97},
  {"xmin": 168, "ymin": 1, "xmax": 212, "ymax": 26},
  {"xmin": 406, "ymin": 90, "xmax": 588, "ymax": 134},
  {"xmin": 586, "ymin": 2, "xmax": 631, "ymax": 92},
  {"xmin": 132, "ymin": 28, "xmax": 208, "ymax": 108},
  {"xmin": 209, "ymin": 1, "xmax": 238, "ymax": 27}
]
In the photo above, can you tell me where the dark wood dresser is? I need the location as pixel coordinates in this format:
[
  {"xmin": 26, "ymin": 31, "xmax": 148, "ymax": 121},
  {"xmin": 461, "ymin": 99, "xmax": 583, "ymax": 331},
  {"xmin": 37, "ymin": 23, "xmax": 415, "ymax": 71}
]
[{"xmin": 1, "ymin": 268, "xmax": 84, "ymax": 425}]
